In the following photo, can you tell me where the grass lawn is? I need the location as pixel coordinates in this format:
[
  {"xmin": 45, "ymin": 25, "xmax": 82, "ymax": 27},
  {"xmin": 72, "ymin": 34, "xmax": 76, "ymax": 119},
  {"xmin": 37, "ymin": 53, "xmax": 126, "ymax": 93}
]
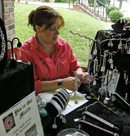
[{"xmin": 14, "ymin": 3, "xmax": 112, "ymax": 67}]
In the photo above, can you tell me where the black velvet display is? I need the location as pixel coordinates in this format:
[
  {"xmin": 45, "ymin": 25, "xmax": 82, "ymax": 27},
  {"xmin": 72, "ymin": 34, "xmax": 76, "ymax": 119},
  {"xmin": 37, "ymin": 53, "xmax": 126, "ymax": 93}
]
[
  {"xmin": 88, "ymin": 30, "xmax": 130, "ymax": 104},
  {"xmin": 42, "ymin": 95, "xmax": 130, "ymax": 136},
  {"xmin": 0, "ymin": 59, "xmax": 34, "ymax": 115}
]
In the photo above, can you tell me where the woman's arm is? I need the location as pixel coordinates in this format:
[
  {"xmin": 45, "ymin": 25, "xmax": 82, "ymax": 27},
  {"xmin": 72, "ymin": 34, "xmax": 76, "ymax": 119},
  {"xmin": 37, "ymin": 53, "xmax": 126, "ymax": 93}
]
[{"xmin": 40, "ymin": 76, "xmax": 81, "ymax": 92}]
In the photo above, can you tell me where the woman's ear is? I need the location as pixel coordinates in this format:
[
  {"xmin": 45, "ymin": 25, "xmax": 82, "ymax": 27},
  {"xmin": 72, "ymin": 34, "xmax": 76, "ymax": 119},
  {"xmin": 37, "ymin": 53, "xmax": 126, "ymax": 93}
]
[
  {"xmin": 35, "ymin": 25, "xmax": 45, "ymax": 33},
  {"xmin": 35, "ymin": 25, "xmax": 41, "ymax": 33}
]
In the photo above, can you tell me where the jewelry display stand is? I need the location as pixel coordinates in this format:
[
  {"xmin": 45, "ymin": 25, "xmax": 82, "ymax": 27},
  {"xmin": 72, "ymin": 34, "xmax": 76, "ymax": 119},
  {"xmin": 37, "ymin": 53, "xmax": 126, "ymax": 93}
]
[{"xmin": 88, "ymin": 30, "xmax": 130, "ymax": 107}]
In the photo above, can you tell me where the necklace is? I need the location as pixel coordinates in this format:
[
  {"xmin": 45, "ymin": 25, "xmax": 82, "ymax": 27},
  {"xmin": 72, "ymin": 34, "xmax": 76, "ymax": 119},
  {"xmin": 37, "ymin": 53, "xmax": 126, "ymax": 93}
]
[
  {"xmin": 0, "ymin": 26, "xmax": 6, "ymax": 61},
  {"xmin": 39, "ymin": 50, "xmax": 59, "ymax": 80}
]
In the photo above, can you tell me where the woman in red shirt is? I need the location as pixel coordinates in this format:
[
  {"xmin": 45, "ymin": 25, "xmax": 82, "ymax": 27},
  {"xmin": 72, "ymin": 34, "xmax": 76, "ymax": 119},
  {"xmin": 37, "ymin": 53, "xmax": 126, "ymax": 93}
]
[{"xmin": 18, "ymin": 6, "xmax": 89, "ymax": 94}]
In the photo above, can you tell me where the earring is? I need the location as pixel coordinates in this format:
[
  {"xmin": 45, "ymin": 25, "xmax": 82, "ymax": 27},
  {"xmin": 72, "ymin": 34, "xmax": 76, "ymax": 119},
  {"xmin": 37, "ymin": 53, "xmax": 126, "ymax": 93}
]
[{"xmin": 39, "ymin": 34, "xmax": 42, "ymax": 42}]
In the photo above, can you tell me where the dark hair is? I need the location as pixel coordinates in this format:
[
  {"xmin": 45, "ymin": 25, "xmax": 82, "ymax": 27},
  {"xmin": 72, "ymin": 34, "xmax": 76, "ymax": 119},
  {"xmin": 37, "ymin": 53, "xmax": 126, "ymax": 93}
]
[{"xmin": 28, "ymin": 6, "xmax": 65, "ymax": 32}]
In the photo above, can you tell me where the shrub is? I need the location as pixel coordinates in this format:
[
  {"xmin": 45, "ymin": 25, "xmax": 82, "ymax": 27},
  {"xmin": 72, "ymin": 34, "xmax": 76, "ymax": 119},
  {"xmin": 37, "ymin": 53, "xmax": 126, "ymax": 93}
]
[
  {"xmin": 89, "ymin": 0, "xmax": 94, "ymax": 4},
  {"xmin": 109, "ymin": 10, "xmax": 123, "ymax": 23},
  {"xmin": 106, "ymin": 6, "xmax": 119, "ymax": 16}
]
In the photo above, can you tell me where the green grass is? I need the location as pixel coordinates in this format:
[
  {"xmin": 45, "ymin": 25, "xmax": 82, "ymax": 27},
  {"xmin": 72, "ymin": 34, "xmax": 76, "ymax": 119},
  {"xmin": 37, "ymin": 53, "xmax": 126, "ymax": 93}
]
[{"xmin": 14, "ymin": 3, "xmax": 111, "ymax": 67}]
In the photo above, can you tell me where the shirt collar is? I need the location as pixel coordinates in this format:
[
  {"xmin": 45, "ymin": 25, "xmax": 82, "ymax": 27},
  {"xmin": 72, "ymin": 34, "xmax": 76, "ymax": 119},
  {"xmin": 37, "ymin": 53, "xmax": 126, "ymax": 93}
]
[{"xmin": 30, "ymin": 33, "xmax": 39, "ymax": 50}]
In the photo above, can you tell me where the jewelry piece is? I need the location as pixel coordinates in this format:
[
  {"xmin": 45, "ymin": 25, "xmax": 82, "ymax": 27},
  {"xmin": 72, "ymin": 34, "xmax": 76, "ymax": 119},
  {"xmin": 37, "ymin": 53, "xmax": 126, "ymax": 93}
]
[
  {"xmin": 79, "ymin": 120, "xmax": 119, "ymax": 136},
  {"xmin": 39, "ymin": 50, "xmax": 59, "ymax": 80},
  {"xmin": 60, "ymin": 114, "xmax": 66, "ymax": 123},
  {"xmin": 74, "ymin": 73, "xmax": 79, "ymax": 104},
  {"xmin": 52, "ymin": 117, "xmax": 57, "ymax": 129},
  {"xmin": 108, "ymin": 40, "xmax": 113, "ymax": 47},
  {"xmin": 57, "ymin": 88, "xmax": 70, "ymax": 103},
  {"xmin": 82, "ymin": 111, "xmax": 119, "ymax": 130},
  {"xmin": 118, "ymin": 39, "xmax": 122, "ymax": 50},
  {"xmin": 124, "ymin": 71, "xmax": 126, "ymax": 80},
  {"xmin": 109, "ymin": 53, "xmax": 113, "ymax": 69},
  {"xmin": 0, "ymin": 27, "xmax": 6, "ymax": 61},
  {"xmin": 39, "ymin": 34, "xmax": 42, "ymax": 42},
  {"xmin": 99, "ymin": 50, "xmax": 109, "ymax": 104},
  {"xmin": 93, "ymin": 58, "xmax": 98, "ymax": 74},
  {"xmin": 125, "ymin": 75, "xmax": 128, "ymax": 85},
  {"xmin": 93, "ymin": 42, "xmax": 97, "ymax": 55},
  {"xmin": 88, "ymin": 39, "xmax": 93, "ymax": 60}
]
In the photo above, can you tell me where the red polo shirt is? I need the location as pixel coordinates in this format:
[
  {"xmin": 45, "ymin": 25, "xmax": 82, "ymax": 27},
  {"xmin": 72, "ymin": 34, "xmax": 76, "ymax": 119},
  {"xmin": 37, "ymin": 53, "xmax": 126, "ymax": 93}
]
[{"xmin": 18, "ymin": 34, "xmax": 83, "ymax": 93}]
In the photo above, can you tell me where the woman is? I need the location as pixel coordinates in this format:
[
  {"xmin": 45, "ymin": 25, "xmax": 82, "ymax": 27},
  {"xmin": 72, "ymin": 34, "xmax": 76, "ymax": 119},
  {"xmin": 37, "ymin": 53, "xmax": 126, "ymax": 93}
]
[{"xmin": 18, "ymin": 6, "xmax": 89, "ymax": 94}]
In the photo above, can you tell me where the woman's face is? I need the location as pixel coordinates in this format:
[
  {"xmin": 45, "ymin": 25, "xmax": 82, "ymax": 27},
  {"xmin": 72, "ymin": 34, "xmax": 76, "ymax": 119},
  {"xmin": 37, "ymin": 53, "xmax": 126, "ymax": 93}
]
[{"xmin": 38, "ymin": 17, "xmax": 61, "ymax": 46}]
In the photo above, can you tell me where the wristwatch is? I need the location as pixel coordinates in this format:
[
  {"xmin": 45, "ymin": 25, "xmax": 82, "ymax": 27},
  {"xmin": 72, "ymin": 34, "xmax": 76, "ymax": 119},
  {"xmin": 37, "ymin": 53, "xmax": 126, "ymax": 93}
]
[{"xmin": 58, "ymin": 79, "xmax": 62, "ymax": 88}]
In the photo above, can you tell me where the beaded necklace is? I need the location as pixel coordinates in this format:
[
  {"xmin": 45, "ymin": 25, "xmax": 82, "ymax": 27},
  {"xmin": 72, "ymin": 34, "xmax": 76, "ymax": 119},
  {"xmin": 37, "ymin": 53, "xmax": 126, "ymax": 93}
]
[
  {"xmin": 0, "ymin": 27, "xmax": 6, "ymax": 61},
  {"xmin": 39, "ymin": 50, "xmax": 59, "ymax": 80}
]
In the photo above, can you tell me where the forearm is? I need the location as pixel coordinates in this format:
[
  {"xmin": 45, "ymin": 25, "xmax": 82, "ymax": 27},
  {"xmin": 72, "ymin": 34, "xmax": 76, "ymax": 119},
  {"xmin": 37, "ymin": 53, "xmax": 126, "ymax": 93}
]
[
  {"xmin": 40, "ymin": 79, "xmax": 60, "ymax": 92},
  {"xmin": 40, "ymin": 77, "xmax": 80, "ymax": 92}
]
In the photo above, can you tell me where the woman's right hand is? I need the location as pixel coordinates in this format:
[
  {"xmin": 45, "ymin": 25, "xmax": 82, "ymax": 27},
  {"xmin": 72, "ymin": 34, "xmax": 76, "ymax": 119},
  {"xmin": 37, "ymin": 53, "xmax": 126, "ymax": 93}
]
[{"xmin": 62, "ymin": 77, "xmax": 81, "ymax": 92}]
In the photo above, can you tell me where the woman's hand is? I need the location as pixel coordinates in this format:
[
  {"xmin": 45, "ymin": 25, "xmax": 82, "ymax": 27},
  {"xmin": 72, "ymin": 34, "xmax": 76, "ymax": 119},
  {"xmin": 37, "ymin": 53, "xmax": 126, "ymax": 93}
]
[
  {"xmin": 62, "ymin": 77, "xmax": 81, "ymax": 92},
  {"xmin": 75, "ymin": 70, "xmax": 90, "ymax": 84}
]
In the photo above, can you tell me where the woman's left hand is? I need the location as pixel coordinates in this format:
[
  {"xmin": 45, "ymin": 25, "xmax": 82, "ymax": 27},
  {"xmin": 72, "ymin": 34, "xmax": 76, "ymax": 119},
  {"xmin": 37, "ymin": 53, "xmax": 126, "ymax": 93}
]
[{"xmin": 75, "ymin": 70, "xmax": 89, "ymax": 84}]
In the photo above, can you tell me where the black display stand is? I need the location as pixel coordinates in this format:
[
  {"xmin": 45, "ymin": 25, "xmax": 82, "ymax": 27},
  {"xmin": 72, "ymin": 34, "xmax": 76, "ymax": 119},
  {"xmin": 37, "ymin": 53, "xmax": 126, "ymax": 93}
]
[
  {"xmin": 42, "ymin": 96, "xmax": 130, "ymax": 136},
  {"xmin": 41, "ymin": 30, "xmax": 130, "ymax": 136},
  {"xmin": 0, "ymin": 59, "xmax": 34, "ymax": 115},
  {"xmin": 87, "ymin": 30, "xmax": 130, "ymax": 104}
]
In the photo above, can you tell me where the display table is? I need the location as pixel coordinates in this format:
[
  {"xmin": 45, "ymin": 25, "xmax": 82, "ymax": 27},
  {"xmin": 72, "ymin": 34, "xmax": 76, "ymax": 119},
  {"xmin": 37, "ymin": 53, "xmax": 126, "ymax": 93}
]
[
  {"xmin": 0, "ymin": 59, "xmax": 34, "ymax": 115},
  {"xmin": 42, "ymin": 87, "xmax": 130, "ymax": 136}
]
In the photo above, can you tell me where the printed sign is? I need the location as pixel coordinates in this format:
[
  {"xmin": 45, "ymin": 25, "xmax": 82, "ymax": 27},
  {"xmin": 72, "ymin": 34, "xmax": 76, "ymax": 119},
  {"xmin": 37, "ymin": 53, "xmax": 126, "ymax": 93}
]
[{"xmin": 0, "ymin": 91, "xmax": 44, "ymax": 136}]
